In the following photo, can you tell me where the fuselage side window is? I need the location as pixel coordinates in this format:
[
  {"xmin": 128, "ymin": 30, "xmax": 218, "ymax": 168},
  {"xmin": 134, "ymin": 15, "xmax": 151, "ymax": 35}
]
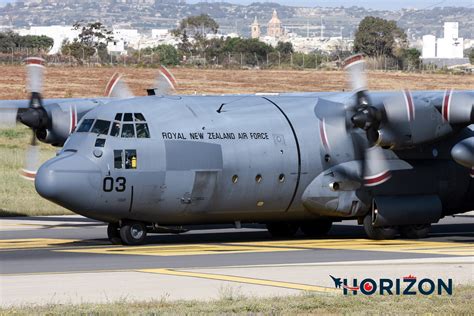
[
  {"xmin": 76, "ymin": 119, "xmax": 94, "ymax": 133},
  {"xmin": 110, "ymin": 122, "xmax": 121, "ymax": 137},
  {"xmin": 121, "ymin": 123, "xmax": 135, "ymax": 138},
  {"xmin": 125, "ymin": 149, "xmax": 137, "ymax": 169},
  {"xmin": 136, "ymin": 123, "xmax": 150, "ymax": 138},
  {"xmin": 91, "ymin": 120, "xmax": 111, "ymax": 135},
  {"xmin": 114, "ymin": 150, "xmax": 123, "ymax": 169}
]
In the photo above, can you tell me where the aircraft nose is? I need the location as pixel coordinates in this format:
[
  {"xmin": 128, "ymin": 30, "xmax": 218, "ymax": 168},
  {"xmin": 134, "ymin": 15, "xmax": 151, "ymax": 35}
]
[{"xmin": 35, "ymin": 152, "xmax": 102, "ymax": 211}]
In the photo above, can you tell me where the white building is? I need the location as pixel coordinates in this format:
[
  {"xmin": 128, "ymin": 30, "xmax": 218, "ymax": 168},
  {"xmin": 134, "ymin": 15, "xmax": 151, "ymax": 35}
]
[
  {"xmin": 422, "ymin": 22, "xmax": 464, "ymax": 59},
  {"xmin": 422, "ymin": 35, "xmax": 436, "ymax": 58}
]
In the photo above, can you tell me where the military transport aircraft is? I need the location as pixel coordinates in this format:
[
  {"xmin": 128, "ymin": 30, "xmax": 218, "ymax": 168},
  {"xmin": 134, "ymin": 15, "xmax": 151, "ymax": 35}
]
[{"xmin": 1, "ymin": 55, "xmax": 473, "ymax": 245}]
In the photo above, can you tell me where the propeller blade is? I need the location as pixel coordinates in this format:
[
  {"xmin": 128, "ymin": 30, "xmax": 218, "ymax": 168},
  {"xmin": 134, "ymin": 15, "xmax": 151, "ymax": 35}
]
[
  {"xmin": 26, "ymin": 58, "xmax": 45, "ymax": 108},
  {"xmin": 363, "ymin": 146, "xmax": 392, "ymax": 187},
  {"xmin": 21, "ymin": 140, "xmax": 40, "ymax": 181},
  {"xmin": 0, "ymin": 108, "xmax": 18, "ymax": 128},
  {"xmin": 105, "ymin": 72, "xmax": 134, "ymax": 98},
  {"xmin": 154, "ymin": 65, "xmax": 177, "ymax": 95},
  {"xmin": 343, "ymin": 54, "xmax": 367, "ymax": 93}
]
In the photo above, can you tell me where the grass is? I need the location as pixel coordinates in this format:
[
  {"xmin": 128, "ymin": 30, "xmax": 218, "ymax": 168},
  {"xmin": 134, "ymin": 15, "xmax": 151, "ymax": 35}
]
[
  {"xmin": 1, "ymin": 285, "xmax": 473, "ymax": 315},
  {"xmin": 0, "ymin": 126, "xmax": 72, "ymax": 216}
]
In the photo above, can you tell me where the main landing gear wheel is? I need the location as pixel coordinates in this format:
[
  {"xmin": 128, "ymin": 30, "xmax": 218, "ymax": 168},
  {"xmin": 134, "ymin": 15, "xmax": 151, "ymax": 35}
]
[
  {"xmin": 400, "ymin": 224, "xmax": 431, "ymax": 239},
  {"xmin": 266, "ymin": 222, "xmax": 299, "ymax": 238},
  {"xmin": 363, "ymin": 214, "xmax": 398, "ymax": 240},
  {"xmin": 119, "ymin": 221, "xmax": 147, "ymax": 245},
  {"xmin": 107, "ymin": 222, "xmax": 122, "ymax": 245},
  {"xmin": 300, "ymin": 220, "xmax": 333, "ymax": 238}
]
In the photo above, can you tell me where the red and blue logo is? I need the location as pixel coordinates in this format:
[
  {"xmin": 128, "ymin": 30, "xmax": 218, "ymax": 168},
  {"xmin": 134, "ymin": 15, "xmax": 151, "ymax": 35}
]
[{"xmin": 330, "ymin": 275, "xmax": 453, "ymax": 295}]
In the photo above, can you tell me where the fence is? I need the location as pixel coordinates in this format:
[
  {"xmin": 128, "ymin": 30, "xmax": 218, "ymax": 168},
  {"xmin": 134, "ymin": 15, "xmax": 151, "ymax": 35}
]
[{"xmin": 0, "ymin": 48, "xmax": 465, "ymax": 73}]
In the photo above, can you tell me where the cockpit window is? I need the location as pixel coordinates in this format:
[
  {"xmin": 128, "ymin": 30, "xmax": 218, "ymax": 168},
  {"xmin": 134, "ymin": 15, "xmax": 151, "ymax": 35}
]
[
  {"xmin": 136, "ymin": 123, "xmax": 150, "ymax": 138},
  {"xmin": 91, "ymin": 120, "xmax": 111, "ymax": 135},
  {"xmin": 123, "ymin": 113, "xmax": 133, "ymax": 122},
  {"xmin": 134, "ymin": 113, "xmax": 146, "ymax": 122},
  {"xmin": 110, "ymin": 113, "xmax": 150, "ymax": 138},
  {"xmin": 110, "ymin": 122, "xmax": 121, "ymax": 137},
  {"xmin": 76, "ymin": 119, "xmax": 94, "ymax": 133},
  {"xmin": 121, "ymin": 123, "xmax": 135, "ymax": 138}
]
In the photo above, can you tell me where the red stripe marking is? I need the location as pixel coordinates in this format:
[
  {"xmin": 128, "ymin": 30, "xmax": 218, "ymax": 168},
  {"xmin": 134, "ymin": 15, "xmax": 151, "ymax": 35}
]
[
  {"xmin": 160, "ymin": 65, "xmax": 177, "ymax": 88},
  {"xmin": 343, "ymin": 54, "xmax": 364, "ymax": 68},
  {"xmin": 70, "ymin": 106, "xmax": 77, "ymax": 133},
  {"xmin": 442, "ymin": 89, "xmax": 452, "ymax": 122},
  {"xmin": 404, "ymin": 89, "xmax": 414, "ymax": 121},
  {"xmin": 105, "ymin": 73, "xmax": 121, "ymax": 96},
  {"xmin": 25, "ymin": 57, "xmax": 45, "ymax": 65},
  {"xmin": 20, "ymin": 169, "xmax": 36, "ymax": 180},
  {"xmin": 319, "ymin": 119, "xmax": 329, "ymax": 151},
  {"xmin": 364, "ymin": 170, "xmax": 391, "ymax": 186}
]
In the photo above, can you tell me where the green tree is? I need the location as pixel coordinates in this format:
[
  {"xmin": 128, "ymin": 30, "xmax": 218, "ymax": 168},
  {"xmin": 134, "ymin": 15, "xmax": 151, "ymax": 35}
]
[
  {"xmin": 173, "ymin": 14, "xmax": 219, "ymax": 55},
  {"xmin": 142, "ymin": 44, "xmax": 179, "ymax": 66},
  {"xmin": 276, "ymin": 41, "xmax": 294, "ymax": 55},
  {"xmin": 354, "ymin": 16, "xmax": 407, "ymax": 58},
  {"xmin": 73, "ymin": 21, "xmax": 114, "ymax": 48},
  {"xmin": 0, "ymin": 31, "xmax": 53, "ymax": 53},
  {"xmin": 468, "ymin": 49, "xmax": 474, "ymax": 64},
  {"xmin": 62, "ymin": 22, "xmax": 114, "ymax": 63},
  {"xmin": 401, "ymin": 48, "xmax": 421, "ymax": 71}
]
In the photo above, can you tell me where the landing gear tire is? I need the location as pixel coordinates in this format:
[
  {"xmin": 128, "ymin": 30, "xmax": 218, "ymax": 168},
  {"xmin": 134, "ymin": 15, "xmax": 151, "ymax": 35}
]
[
  {"xmin": 119, "ymin": 221, "xmax": 147, "ymax": 245},
  {"xmin": 300, "ymin": 220, "xmax": 332, "ymax": 238},
  {"xmin": 107, "ymin": 222, "xmax": 122, "ymax": 245},
  {"xmin": 363, "ymin": 214, "xmax": 398, "ymax": 240},
  {"xmin": 400, "ymin": 224, "xmax": 431, "ymax": 239},
  {"xmin": 266, "ymin": 222, "xmax": 299, "ymax": 238}
]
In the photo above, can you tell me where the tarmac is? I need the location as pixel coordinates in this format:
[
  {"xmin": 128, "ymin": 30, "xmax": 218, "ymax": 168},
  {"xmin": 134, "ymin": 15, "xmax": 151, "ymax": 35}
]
[{"xmin": 0, "ymin": 214, "xmax": 473, "ymax": 306}]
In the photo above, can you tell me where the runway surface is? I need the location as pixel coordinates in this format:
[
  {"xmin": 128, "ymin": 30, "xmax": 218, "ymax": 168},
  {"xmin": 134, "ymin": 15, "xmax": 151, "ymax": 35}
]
[{"xmin": 1, "ymin": 214, "xmax": 473, "ymax": 306}]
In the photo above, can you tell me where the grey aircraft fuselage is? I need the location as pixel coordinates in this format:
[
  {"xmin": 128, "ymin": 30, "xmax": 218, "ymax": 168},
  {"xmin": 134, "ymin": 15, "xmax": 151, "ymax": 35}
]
[{"xmin": 34, "ymin": 91, "xmax": 474, "ymax": 226}]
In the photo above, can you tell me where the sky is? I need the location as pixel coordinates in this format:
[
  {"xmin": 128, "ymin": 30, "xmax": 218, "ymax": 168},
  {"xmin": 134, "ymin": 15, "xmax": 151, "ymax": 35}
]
[{"xmin": 0, "ymin": 0, "xmax": 473, "ymax": 10}]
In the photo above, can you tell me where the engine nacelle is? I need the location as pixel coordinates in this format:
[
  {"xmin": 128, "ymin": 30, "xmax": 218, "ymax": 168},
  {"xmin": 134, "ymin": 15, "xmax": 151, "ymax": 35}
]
[
  {"xmin": 38, "ymin": 100, "xmax": 100, "ymax": 146},
  {"xmin": 451, "ymin": 137, "xmax": 474, "ymax": 169},
  {"xmin": 371, "ymin": 195, "xmax": 442, "ymax": 227},
  {"xmin": 375, "ymin": 91, "xmax": 462, "ymax": 149}
]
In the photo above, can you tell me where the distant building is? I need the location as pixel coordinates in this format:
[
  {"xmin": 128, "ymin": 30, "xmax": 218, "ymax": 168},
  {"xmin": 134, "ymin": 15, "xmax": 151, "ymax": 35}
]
[
  {"xmin": 251, "ymin": 16, "xmax": 260, "ymax": 39},
  {"xmin": 421, "ymin": 22, "xmax": 467, "ymax": 66},
  {"xmin": 267, "ymin": 9, "xmax": 283, "ymax": 38}
]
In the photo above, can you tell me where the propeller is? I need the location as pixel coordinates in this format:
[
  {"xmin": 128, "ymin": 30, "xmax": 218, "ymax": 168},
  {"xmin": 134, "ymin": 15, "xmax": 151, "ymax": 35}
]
[
  {"xmin": 18, "ymin": 57, "xmax": 47, "ymax": 181},
  {"xmin": 147, "ymin": 65, "xmax": 178, "ymax": 96},
  {"xmin": 343, "ymin": 54, "xmax": 391, "ymax": 187},
  {"xmin": 105, "ymin": 72, "xmax": 134, "ymax": 98}
]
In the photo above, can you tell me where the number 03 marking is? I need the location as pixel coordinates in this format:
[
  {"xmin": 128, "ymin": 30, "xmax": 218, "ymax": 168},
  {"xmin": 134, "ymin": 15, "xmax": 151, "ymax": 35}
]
[{"xmin": 103, "ymin": 177, "xmax": 127, "ymax": 192}]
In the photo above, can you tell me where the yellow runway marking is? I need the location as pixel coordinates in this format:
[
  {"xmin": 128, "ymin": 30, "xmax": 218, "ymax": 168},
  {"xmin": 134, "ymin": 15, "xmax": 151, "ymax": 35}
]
[
  {"xmin": 0, "ymin": 238, "xmax": 79, "ymax": 250},
  {"xmin": 139, "ymin": 268, "xmax": 340, "ymax": 294},
  {"xmin": 230, "ymin": 239, "xmax": 474, "ymax": 256},
  {"xmin": 57, "ymin": 244, "xmax": 300, "ymax": 256}
]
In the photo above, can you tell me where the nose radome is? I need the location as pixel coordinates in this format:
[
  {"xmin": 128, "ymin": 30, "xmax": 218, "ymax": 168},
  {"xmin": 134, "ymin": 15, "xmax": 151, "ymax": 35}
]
[{"xmin": 35, "ymin": 153, "xmax": 101, "ymax": 210}]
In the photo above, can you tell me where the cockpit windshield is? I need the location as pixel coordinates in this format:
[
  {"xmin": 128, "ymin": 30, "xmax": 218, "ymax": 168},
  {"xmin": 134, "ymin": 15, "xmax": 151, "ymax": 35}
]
[
  {"xmin": 75, "ymin": 113, "xmax": 150, "ymax": 138},
  {"xmin": 91, "ymin": 120, "xmax": 111, "ymax": 135}
]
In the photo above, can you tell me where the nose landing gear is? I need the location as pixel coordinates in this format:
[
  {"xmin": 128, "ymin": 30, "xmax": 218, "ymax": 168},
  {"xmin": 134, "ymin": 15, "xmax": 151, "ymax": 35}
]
[{"xmin": 107, "ymin": 221, "xmax": 148, "ymax": 245}]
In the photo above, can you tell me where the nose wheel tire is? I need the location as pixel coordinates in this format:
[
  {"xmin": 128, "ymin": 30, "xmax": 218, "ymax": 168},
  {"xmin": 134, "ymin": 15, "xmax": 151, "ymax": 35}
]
[
  {"xmin": 363, "ymin": 214, "xmax": 398, "ymax": 240},
  {"xmin": 107, "ymin": 222, "xmax": 122, "ymax": 245},
  {"xmin": 400, "ymin": 224, "xmax": 431, "ymax": 239},
  {"xmin": 119, "ymin": 221, "xmax": 147, "ymax": 245},
  {"xmin": 266, "ymin": 222, "xmax": 299, "ymax": 238},
  {"xmin": 300, "ymin": 220, "xmax": 332, "ymax": 237}
]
